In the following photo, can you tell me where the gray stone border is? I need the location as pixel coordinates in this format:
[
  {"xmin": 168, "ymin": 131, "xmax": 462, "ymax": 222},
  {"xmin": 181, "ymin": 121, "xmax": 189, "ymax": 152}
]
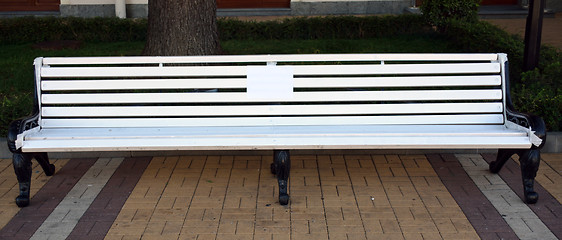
[{"xmin": 59, "ymin": 1, "xmax": 412, "ymax": 18}]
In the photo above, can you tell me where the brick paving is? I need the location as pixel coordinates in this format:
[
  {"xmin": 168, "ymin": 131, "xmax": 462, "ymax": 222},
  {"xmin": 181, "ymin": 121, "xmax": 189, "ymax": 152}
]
[
  {"xmin": 482, "ymin": 153, "xmax": 562, "ymax": 239},
  {"xmin": 0, "ymin": 158, "xmax": 69, "ymax": 230},
  {"xmin": 67, "ymin": 157, "xmax": 151, "ymax": 240},
  {"xmin": 536, "ymin": 154, "xmax": 562, "ymax": 203},
  {"xmin": 458, "ymin": 154, "xmax": 556, "ymax": 240},
  {"xmin": 30, "ymin": 158, "xmax": 124, "ymax": 239},
  {"xmin": 0, "ymin": 158, "xmax": 96, "ymax": 239},
  {"xmin": 0, "ymin": 153, "xmax": 559, "ymax": 239},
  {"xmin": 426, "ymin": 154, "xmax": 519, "ymax": 239}
]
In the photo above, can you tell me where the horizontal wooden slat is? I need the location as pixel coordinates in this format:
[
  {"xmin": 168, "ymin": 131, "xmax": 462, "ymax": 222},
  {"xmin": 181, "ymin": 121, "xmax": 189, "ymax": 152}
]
[
  {"xmin": 41, "ymin": 54, "xmax": 499, "ymax": 65},
  {"xmin": 28, "ymin": 125, "xmax": 525, "ymax": 139},
  {"xmin": 42, "ymin": 79, "xmax": 247, "ymax": 90},
  {"xmin": 291, "ymin": 63, "xmax": 501, "ymax": 75},
  {"xmin": 295, "ymin": 75, "xmax": 502, "ymax": 88},
  {"xmin": 41, "ymin": 114, "xmax": 505, "ymax": 128},
  {"xmin": 42, "ymin": 90, "xmax": 503, "ymax": 104},
  {"xmin": 21, "ymin": 136, "xmax": 531, "ymax": 152},
  {"xmin": 41, "ymin": 66, "xmax": 247, "ymax": 78},
  {"xmin": 41, "ymin": 63, "xmax": 500, "ymax": 78},
  {"xmin": 20, "ymin": 124, "xmax": 528, "ymax": 152},
  {"xmin": 41, "ymin": 75, "xmax": 502, "ymax": 91},
  {"xmin": 41, "ymin": 103, "xmax": 503, "ymax": 117}
]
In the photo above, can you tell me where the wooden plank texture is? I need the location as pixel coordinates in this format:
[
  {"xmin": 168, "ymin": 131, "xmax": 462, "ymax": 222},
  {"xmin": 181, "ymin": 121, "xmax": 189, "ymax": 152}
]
[
  {"xmin": 40, "ymin": 54, "xmax": 499, "ymax": 65},
  {"xmin": 41, "ymin": 103, "xmax": 504, "ymax": 117},
  {"xmin": 41, "ymin": 114, "xmax": 505, "ymax": 128},
  {"xmin": 41, "ymin": 90, "xmax": 503, "ymax": 104},
  {"xmin": 41, "ymin": 63, "xmax": 500, "ymax": 78},
  {"xmin": 41, "ymin": 75, "xmax": 501, "ymax": 91}
]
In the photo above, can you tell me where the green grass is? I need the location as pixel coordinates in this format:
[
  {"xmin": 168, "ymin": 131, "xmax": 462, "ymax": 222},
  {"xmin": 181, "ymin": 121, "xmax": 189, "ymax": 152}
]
[{"xmin": 0, "ymin": 35, "xmax": 457, "ymax": 135}]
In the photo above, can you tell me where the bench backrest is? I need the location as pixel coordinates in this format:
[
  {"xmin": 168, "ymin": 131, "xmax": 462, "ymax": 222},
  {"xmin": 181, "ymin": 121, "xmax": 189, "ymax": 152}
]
[{"xmin": 35, "ymin": 53, "xmax": 508, "ymax": 129}]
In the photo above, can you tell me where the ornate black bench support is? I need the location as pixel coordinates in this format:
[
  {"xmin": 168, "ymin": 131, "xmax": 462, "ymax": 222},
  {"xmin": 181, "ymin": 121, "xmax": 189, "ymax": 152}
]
[
  {"xmin": 6, "ymin": 63, "xmax": 56, "ymax": 207},
  {"xmin": 488, "ymin": 62, "xmax": 546, "ymax": 204},
  {"xmin": 12, "ymin": 152, "xmax": 54, "ymax": 207},
  {"xmin": 271, "ymin": 150, "xmax": 290, "ymax": 205},
  {"xmin": 491, "ymin": 148, "xmax": 542, "ymax": 204},
  {"xmin": 7, "ymin": 108, "xmax": 55, "ymax": 207},
  {"xmin": 491, "ymin": 113, "xmax": 546, "ymax": 204}
]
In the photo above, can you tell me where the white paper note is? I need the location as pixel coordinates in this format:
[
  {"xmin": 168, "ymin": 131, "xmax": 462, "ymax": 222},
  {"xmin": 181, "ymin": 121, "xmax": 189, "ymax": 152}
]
[{"xmin": 247, "ymin": 65, "xmax": 294, "ymax": 100}]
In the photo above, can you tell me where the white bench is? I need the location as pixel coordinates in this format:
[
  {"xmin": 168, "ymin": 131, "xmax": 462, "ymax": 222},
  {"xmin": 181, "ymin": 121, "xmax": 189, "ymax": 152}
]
[{"xmin": 8, "ymin": 53, "xmax": 546, "ymax": 207}]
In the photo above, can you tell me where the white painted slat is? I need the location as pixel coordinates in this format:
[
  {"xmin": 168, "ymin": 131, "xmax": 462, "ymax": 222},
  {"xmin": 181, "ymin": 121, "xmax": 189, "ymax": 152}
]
[
  {"xmin": 41, "ymin": 75, "xmax": 502, "ymax": 91},
  {"xmin": 296, "ymin": 75, "xmax": 502, "ymax": 88},
  {"xmin": 34, "ymin": 58, "xmax": 44, "ymax": 126},
  {"xmin": 41, "ymin": 54, "xmax": 499, "ymax": 65},
  {"xmin": 41, "ymin": 63, "xmax": 500, "ymax": 78},
  {"xmin": 41, "ymin": 90, "xmax": 503, "ymax": 104},
  {"xmin": 21, "ymin": 136, "xmax": 530, "ymax": 152},
  {"xmin": 41, "ymin": 66, "xmax": 248, "ymax": 78},
  {"xmin": 41, "ymin": 103, "xmax": 503, "ymax": 117},
  {"xmin": 292, "ymin": 63, "xmax": 500, "ymax": 75},
  {"xmin": 42, "ymin": 79, "xmax": 247, "ymax": 90},
  {"xmin": 27, "ymin": 125, "xmax": 524, "ymax": 139},
  {"xmin": 41, "ymin": 114, "xmax": 505, "ymax": 128}
]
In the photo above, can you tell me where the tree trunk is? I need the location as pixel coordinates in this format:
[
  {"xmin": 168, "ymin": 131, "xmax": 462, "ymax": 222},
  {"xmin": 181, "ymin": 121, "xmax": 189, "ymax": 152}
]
[{"xmin": 143, "ymin": 0, "xmax": 220, "ymax": 56}]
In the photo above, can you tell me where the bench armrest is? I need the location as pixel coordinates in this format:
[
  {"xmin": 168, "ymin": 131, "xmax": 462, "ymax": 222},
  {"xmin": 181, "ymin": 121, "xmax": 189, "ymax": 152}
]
[
  {"xmin": 7, "ymin": 115, "xmax": 40, "ymax": 153},
  {"xmin": 506, "ymin": 109, "xmax": 546, "ymax": 149},
  {"xmin": 502, "ymin": 60, "xmax": 546, "ymax": 149},
  {"xmin": 7, "ymin": 57, "xmax": 43, "ymax": 153}
]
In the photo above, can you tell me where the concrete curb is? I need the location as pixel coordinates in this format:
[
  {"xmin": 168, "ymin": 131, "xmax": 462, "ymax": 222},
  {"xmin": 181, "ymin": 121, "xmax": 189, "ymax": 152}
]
[
  {"xmin": 1, "ymin": 132, "xmax": 560, "ymax": 159},
  {"xmin": 543, "ymin": 132, "xmax": 562, "ymax": 153}
]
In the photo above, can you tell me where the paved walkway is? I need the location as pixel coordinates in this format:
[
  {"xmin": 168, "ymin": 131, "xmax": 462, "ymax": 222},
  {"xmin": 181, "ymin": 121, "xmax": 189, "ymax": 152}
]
[
  {"xmin": 484, "ymin": 13, "xmax": 562, "ymax": 50},
  {"xmin": 0, "ymin": 153, "xmax": 560, "ymax": 240}
]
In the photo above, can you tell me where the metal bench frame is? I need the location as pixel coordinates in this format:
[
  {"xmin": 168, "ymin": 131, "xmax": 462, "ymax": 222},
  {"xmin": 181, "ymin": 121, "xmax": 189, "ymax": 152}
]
[{"xmin": 7, "ymin": 53, "xmax": 546, "ymax": 207}]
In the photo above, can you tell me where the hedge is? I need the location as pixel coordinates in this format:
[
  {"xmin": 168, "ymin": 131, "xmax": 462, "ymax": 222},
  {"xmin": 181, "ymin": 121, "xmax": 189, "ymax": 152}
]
[{"xmin": 0, "ymin": 15, "xmax": 432, "ymax": 44}]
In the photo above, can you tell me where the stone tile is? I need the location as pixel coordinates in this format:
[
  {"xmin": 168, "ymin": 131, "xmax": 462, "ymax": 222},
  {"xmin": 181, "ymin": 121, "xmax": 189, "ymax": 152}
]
[
  {"xmin": 456, "ymin": 154, "xmax": 558, "ymax": 240},
  {"xmin": 2, "ymin": 153, "xmax": 560, "ymax": 240}
]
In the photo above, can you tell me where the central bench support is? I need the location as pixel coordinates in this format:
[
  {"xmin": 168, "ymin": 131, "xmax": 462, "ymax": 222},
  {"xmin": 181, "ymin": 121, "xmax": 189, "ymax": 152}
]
[{"xmin": 272, "ymin": 150, "xmax": 290, "ymax": 205}]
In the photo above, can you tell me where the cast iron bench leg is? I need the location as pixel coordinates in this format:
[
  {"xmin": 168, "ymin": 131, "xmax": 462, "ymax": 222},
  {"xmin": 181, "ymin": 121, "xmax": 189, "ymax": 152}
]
[
  {"xmin": 12, "ymin": 152, "xmax": 54, "ymax": 207},
  {"xmin": 271, "ymin": 150, "xmax": 290, "ymax": 205},
  {"xmin": 520, "ymin": 149, "xmax": 540, "ymax": 204},
  {"xmin": 490, "ymin": 148, "xmax": 540, "ymax": 204}
]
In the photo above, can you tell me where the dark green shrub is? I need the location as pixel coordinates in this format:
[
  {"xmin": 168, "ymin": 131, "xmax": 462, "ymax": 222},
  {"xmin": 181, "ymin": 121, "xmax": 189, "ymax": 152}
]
[
  {"xmin": 0, "ymin": 17, "xmax": 147, "ymax": 44},
  {"xmin": 442, "ymin": 19, "xmax": 561, "ymax": 131},
  {"xmin": 513, "ymin": 62, "xmax": 562, "ymax": 131},
  {"xmin": 218, "ymin": 15, "xmax": 432, "ymax": 41},
  {"xmin": 421, "ymin": 0, "xmax": 480, "ymax": 31},
  {"xmin": 444, "ymin": 20, "xmax": 525, "ymax": 82},
  {"xmin": 0, "ymin": 92, "xmax": 33, "ymax": 133},
  {"xmin": 0, "ymin": 15, "xmax": 432, "ymax": 44}
]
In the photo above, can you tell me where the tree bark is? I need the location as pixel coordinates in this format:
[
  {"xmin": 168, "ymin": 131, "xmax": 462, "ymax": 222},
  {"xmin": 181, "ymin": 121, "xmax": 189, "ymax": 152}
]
[{"xmin": 143, "ymin": 0, "xmax": 220, "ymax": 56}]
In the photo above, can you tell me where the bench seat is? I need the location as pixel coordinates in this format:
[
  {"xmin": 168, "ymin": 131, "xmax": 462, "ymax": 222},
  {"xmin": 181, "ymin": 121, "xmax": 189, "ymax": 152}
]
[
  {"xmin": 20, "ymin": 125, "xmax": 533, "ymax": 152},
  {"xmin": 7, "ymin": 53, "xmax": 547, "ymax": 207}
]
